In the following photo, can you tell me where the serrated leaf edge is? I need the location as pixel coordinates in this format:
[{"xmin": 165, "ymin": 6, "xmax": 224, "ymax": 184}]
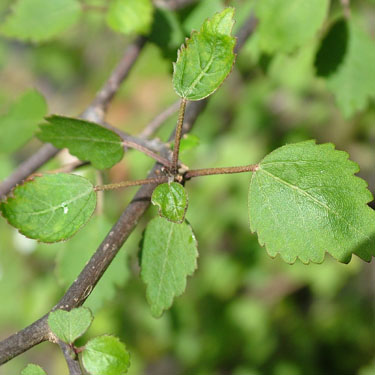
[{"xmin": 248, "ymin": 140, "xmax": 375, "ymax": 265}]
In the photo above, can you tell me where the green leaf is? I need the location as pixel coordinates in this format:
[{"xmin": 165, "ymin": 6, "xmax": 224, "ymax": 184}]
[
  {"xmin": 140, "ymin": 217, "xmax": 198, "ymax": 317},
  {"xmin": 55, "ymin": 216, "xmax": 129, "ymax": 312},
  {"xmin": 249, "ymin": 141, "xmax": 375, "ymax": 264},
  {"xmin": 37, "ymin": 116, "xmax": 125, "ymax": 169},
  {"xmin": 0, "ymin": 173, "xmax": 96, "ymax": 243},
  {"xmin": 21, "ymin": 364, "xmax": 47, "ymax": 375},
  {"xmin": 173, "ymin": 8, "xmax": 236, "ymax": 101},
  {"xmin": 0, "ymin": 90, "xmax": 47, "ymax": 153},
  {"xmin": 172, "ymin": 134, "xmax": 200, "ymax": 153},
  {"xmin": 106, "ymin": 0, "xmax": 153, "ymax": 35},
  {"xmin": 314, "ymin": 18, "xmax": 349, "ymax": 77},
  {"xmin": 0, "ymin": 0, "xmax": 81, "ymax": 43},
  {"xmin": 82, "ymin": 335, "xmax": 130, "ymax": 375},
  {"xmin": 254, "ymin": 0, "xmax": 329, "ymax": 53},
  {"xmin": 151, "ymin": 182, "xmax": 188, "ymax": 223},
  {"xmin": 326, "ymin": 20, "xmax": 375, "ymax": 117},
  {"xmin": 48, "ymin": 307, "xmax": 93, "ymax": 344}
]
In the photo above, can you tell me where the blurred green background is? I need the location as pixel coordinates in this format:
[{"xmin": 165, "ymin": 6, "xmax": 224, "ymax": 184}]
[{"xmin": 0, "ymin": 0, "xmax": 374, "ymax": 374}]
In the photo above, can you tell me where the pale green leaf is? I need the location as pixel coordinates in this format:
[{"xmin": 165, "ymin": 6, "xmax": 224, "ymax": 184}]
[
  {"xmin": 0, "ymin": 173, "xmax": 96, "ymax": 243},
  {"xmin": 106, "ymin": 0, "xmax": 153, "ymax": 35},
  {"xmin": 249, "ymin": 141, "xmax": 375, "ymax": 264},
  {"xmin": 55, "ymin": 216, "xmax": 129, "ymax": 312},
  {"xmin": 37, "ymin": 116, "xmax": 124, "ymax": 169},
  {"xmin": 173, "ymin": 8, "xmax": 236, "ymax": 101},
  {"xmin": 82, "ymin": 335, "xmax": 130, "ymax": 375},
  {"xmin": 151, "ymin": 182, "xmax": 188, "ymax": 223},
  {"xmin": 326, "ymin": 20, "xmax": 375, "ymax": 117},
  {"xmin": 140, "ymin": 217, "xmax": 198, "ymax": 317},
  {"xmin": 0, "ymin": 0, "xmax": 81, "ymax": 43},
  {"xmin": 21, "ymin": 364, "xmax": 46, "ymax": 375},
  {"xmin": 48, "ymin": 307, "xmax": 93, "ymax": 344},
  {"xmin": 255, "ymin": 0, "xmax": 329, "ymax": 53},
  {"xmin": 0, "ymin": 90, "xmax": 47, "ymax": 153}
]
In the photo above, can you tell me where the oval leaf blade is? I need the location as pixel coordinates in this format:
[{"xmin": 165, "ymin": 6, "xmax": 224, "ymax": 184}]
[
  {"xmin": 248, "ymin": 141, "xmax": 375, "ymax": 264},
  {"xmin": 140, "ymin": 217, "xmax": 198, "ymax": 317},
  {"xmin": 0, "ymin": 173, "xmax": 96, "ymax": 243},
  {"xmin": 48, "ymin": 307, "xmax": 93, "ymax": 344},
  {"xmin": 82, "ymin": 335, "xmax": 130, "ymax": 375},
  {"xmin": 173, "ymin": 8, "xmax": 236, "ymax": 101},
  {"xmin": 37, "ymin": 115, "xmax": 125, "ymax": 169},
  {"xmin": 151, "ymin": 182, "xmax": 188, "ymax": 223}
]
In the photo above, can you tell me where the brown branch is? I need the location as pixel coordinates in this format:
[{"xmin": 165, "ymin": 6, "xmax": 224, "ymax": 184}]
[
  {"xmin": 0, "ymin": 13, "xmax": 257, "ymax": 365},
  {"xmin": 59, "ymin": 341, "xmax": 83, "ymax": 375}
]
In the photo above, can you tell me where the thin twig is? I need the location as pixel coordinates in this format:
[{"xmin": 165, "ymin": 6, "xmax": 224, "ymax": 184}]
[
  {"xmin": 94, "ymin": 176, "xmax": 170, "ymax": 191},
  {"xmin": 0, "ymin": 13, "xmax": 258, "ymax": 365},
  {"xmin": 139, "ymin": 100, "xmax": 181, "ymax": 138},
  {"xmin": 122, "ymin": 139, "xmax": 172, "ymax": 168},
  {"xmin": 340, "ymin": 0, "xmax": 351, "ymax": 18},
  {"xmin": 185, "ymin": 164, "xmax": 258, "ymax": 179},
  {"xmin": 59, "ymin": 341, "xmax": 83, "ymax": 375},
  {"xmin": 172, "ymin": 99, "xmax": 187, "ymax": 173}
]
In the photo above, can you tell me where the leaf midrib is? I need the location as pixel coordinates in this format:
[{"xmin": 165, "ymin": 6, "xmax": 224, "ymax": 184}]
[
  {"xmin": 18, "ymin": 188, "xmax": 93, "ymax": 216},
  {"xmin": 155, "ymin": 223, "xmax": 174, "ymax": 309},
  {"xmin": 259, "ymin": 167, "xmax": 370, "ymax": 240},
  {"xmin": 42, "ymin": 135, "xmax": 122, "ymax": 146}
]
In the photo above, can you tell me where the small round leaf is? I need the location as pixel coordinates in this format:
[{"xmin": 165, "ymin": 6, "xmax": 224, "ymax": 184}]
[
  {"xmin": 151, "ymin": 182, "xmax": 188, "ymax": 223},
  {"xmin": 21, "ymin": 364, "xmax": 46, "ymax": 375},
  {"xmin": 82, "ymin": 335, "xmax": 130, "ymax": 375},
  {"xmin": 48, "ymin": 307, "xmax": 93, "ymax": 344}
]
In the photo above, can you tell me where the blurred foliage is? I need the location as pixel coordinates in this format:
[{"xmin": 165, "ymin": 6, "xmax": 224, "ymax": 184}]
[{"xmin": 0, "ymin": 0, "xmax": 374, "ymax": 374}]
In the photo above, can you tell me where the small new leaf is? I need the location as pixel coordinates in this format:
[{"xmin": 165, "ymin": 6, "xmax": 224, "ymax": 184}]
[
  {"xmin": 0, "ymin": 0, "xmax": 81, "ymax": 43},
  {"xmin": 173, "ymin": 8, "xmax": 236, "ymax": 101},
  {"xmin": 249, "ymin": 141, "xmax": 375, "ymax": 264},
  {"xmin": 0, "ymin": 90, "xmax": 47, "ymax": 153},
  {"xmin": 21, "ymin": 364, "xmax": 47, "ymax": 375},
  {"xmin": 151, "ymin": 182, "xmax": 188, "ymax": 223},
  {"xmin": 0, "ymin": 173, "xmax": 96, "ymax": 242},
  {"xmin": 140, "ymin": 217, "xmax": 198, "ymax": 317},
  {"xmin": 106, "ymin": 0, "xmax": 153, "ymax": 35},
  {"xmin": 37, "ymin": 116, "xmax": 124, "ymax": 169},
  {"xmin": 82, "ymin": 335, "xmax": 130, "ymax": 375},
  {"xmin": 48, "ymin": 307, "xmax": 93, "ymax": 344}
]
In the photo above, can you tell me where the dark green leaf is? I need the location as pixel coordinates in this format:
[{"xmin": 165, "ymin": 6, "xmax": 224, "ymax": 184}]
[
  {"xmin": 48, "ymin": 307, "xmax": 93, "ymax": 344},
  {"xmin": 249, "ymin": 141, "xmax": 375, "ymax": 264},
  {"xmin": 21, "ymin": 364, "xmax": 46, "ymax": 375},
  {"xmin": 82, "ymin": 335, "xmax": 130, "ymax": 375},
  {"xmin": 140, "ymin": 217, "xmax": 198, "ymax": 317},
  {"xmin": 173, "ymin": 8, "xmax": 236, "ymax": 100},
  {"xmin": 151, "ymin": 182, "xmax": 188, "ymax": 223},
  {"xmin": 37, "ymin": 116, "xmax": 124, "ymax": 169},
  {"xmin": 0, "ymin": 173, "xmax": 96, "ymax": 243},
  {"xmin": 0, "ymin": 90, "xmax": 47, "ymax": 153},
  {"xmin": 314, "ymin": 18, "xmax": 349, "ymax": 77},
  {"xmin": 0, "ymin": 0, "xmax": 81, "ymax": 42}
]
